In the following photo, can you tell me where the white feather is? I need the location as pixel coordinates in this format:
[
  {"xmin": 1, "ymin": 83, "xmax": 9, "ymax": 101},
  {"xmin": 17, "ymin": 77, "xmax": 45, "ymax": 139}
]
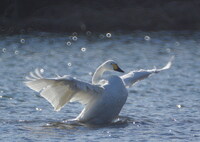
[
  {"xmin": 121, "ymin": 56, "xmax": 174, "ymax": 88},
  {"xmin": 24, "ymin": 71, "xmax": 103, "ymax": 111}
]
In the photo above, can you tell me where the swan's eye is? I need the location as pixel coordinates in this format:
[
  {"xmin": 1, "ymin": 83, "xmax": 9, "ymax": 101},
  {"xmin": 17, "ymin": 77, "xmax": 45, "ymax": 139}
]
[{"xmin": 112, "ymin": 64, "xmax": 118, "ymax": 70}]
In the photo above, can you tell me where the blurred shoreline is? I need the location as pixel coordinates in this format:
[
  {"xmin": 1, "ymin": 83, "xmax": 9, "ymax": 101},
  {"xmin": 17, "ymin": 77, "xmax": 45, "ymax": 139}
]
[{"xmin": 0, "ymin": 0, "xmax": 200, "ymax": 35}]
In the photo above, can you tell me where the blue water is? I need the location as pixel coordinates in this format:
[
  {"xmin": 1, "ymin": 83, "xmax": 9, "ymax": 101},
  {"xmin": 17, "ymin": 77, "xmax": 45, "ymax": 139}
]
[{"xmin": 0, "ymin": 31, "xmax": 200, "ymax": 141}]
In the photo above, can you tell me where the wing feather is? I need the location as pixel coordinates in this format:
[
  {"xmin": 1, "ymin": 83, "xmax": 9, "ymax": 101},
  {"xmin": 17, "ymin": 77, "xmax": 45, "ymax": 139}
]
[
  {"xmin": 121, "ymin": 57, "xmax": 174, "ymax": 88},
  {"xmin": 24, "ymin": 70, "xmax": 103, "ymax": 111}
]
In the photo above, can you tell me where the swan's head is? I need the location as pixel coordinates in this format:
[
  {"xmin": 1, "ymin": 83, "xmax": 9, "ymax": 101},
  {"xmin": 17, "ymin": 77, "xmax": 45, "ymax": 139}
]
[{"xmin": 102, "ymin": 60, "xmax": 124, "ymax": 73}]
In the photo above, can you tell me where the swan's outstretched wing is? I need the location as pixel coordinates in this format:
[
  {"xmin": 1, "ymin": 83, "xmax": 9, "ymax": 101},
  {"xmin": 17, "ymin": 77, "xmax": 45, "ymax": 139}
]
[
  {"xmin": 121, "ymin": 57, "xmax": 174, "ymax": 88},
  {"xmin": 24, "ymin": 69, "xmax": 103, "ymax": 111}
]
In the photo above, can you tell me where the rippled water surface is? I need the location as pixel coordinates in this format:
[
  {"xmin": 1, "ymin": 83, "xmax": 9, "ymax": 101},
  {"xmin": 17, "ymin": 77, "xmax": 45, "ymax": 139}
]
[{"xmin": 0, "ymin": 31, "xmax": 200, "ymax": 141}]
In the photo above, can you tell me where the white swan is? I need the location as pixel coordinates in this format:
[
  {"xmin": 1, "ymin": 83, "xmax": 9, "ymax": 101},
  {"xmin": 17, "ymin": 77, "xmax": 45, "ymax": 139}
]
[{"xmin": 25, "ymin": 58, "xmax": 173, "ymax": 124}]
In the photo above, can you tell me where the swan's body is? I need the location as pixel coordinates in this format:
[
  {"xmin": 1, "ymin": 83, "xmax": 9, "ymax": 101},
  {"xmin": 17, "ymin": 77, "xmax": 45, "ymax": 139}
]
[
  {"xmin": 25, "ymin": 59, "xmax": 173, "ymax": 125},
  {"xmin": 77, "ymin": 76, "xmax": 127, "ymax": 124}
]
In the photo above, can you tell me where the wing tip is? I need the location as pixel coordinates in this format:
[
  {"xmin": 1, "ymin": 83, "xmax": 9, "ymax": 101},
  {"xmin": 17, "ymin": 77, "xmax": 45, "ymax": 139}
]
[
  {"xmin": 25, "ymin": 68, "xmax": 44, "ymax": 82},
  {"xmin": 24, "ymin": 68, "xmax": 46, "ymax": 92},
  {"xmin": 164, "ymin": 55, "xmax": 175, "ymax": 69},
  {"xmin": 156, "ymin": 56, "xmax": 174, "ymax": 72}
]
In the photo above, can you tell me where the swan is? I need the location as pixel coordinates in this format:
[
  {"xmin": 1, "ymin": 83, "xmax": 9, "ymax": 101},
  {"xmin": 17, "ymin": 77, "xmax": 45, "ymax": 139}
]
[{"xmin": 24, "ymin": 58, "xmax": 173, "ymax": 125}]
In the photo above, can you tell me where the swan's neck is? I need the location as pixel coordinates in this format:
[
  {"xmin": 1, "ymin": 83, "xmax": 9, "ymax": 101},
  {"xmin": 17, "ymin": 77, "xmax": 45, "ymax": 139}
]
[{"xmin": 92, "ymin": 65, "xmax": 106, "ymax": 84}]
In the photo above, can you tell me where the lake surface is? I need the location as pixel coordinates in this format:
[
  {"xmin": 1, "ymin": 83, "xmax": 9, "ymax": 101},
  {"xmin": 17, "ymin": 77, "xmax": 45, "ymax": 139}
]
[{"xmin": 0, "ymin": 31, "xmax": 200, "ymax": 141}]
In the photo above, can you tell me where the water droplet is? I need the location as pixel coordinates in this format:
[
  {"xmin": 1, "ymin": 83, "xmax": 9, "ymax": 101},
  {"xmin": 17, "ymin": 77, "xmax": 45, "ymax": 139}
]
[
  {"xmin": 68, "ymin": 62, "xmax": 72, "ymax": 67},
  {"xmin": 166, "ymin": 48, "xmax": 171, "ymax": 53},
  {"xmin": 0, "ymin": 90, "xmax": 3, "ymax": 93},
  {"xmin": 72, "ymin": 36, "xmax": 78, "ymax": 41},
  {"xmin": 2, "ymin": 48, "xmax": 6, "ymax": 53},
  {"xmin": 20, "ymin": 38, "xmax": 25, "ymax": 44},
  {"xmin": 40, "ymin": 68, "xmax": 44, "ymax": 73},
  {"xmin": 0, "ymin": 96, "xmax": 2, "ymax": 98},
  {"xmin": 88, "ymin": 72, "xmax": 93, "ymax": 76},
  {"xmin": 144, "ymin": 35, "xmax": 150, "ymax": 41},
  {"xmin": 106, "ymin": 33, "xmax": 112, "ymax": 38},
  {"xmin": 176, "ymin": 104, "xmax": 182, "ymax": 108},
  {"xmin": 175, "ymin": 41, "xmax": 180, "ymax": 46},
  {"xmin": 81, "ymin": 47, "xmax": 86, "ymax": 52},
  {"xmin": 36, "ymin": 108, "xmax": 42, "ymax": 111},
  {"xmin": 46, "ymin": 123, "xmax": 50, "ymax": 126},
  {"xmin": 18, "ymin": 120, "xmax": 25, "ymax": 122},
  {"xmin": 81, "ymin": 24, "xmax": 86, "ymax": 31},
  {"xmin": 66, "ymin": 41, "xmax": 72, "ymax": 46},
  {"xmin": 14, "ymin": 50, "xmax": 19, "ymax": 55},
  {"xmin": 99, "ymin": 34, "xmax": 105, "ymax": 39},
  {"xmin": 86, "ymin": 31, "xmax": 92, "ymax": 36},
  {"xmin": 72, "ymin": 32, "xmax": 78, "ymax": 36}
]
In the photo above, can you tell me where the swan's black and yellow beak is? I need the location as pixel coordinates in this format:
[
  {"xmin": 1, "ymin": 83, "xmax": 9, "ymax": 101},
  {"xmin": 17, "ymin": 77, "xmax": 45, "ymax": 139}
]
[{"xmin": 112, "ymin": 64, "xmax": 124, "ymax": 73}]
